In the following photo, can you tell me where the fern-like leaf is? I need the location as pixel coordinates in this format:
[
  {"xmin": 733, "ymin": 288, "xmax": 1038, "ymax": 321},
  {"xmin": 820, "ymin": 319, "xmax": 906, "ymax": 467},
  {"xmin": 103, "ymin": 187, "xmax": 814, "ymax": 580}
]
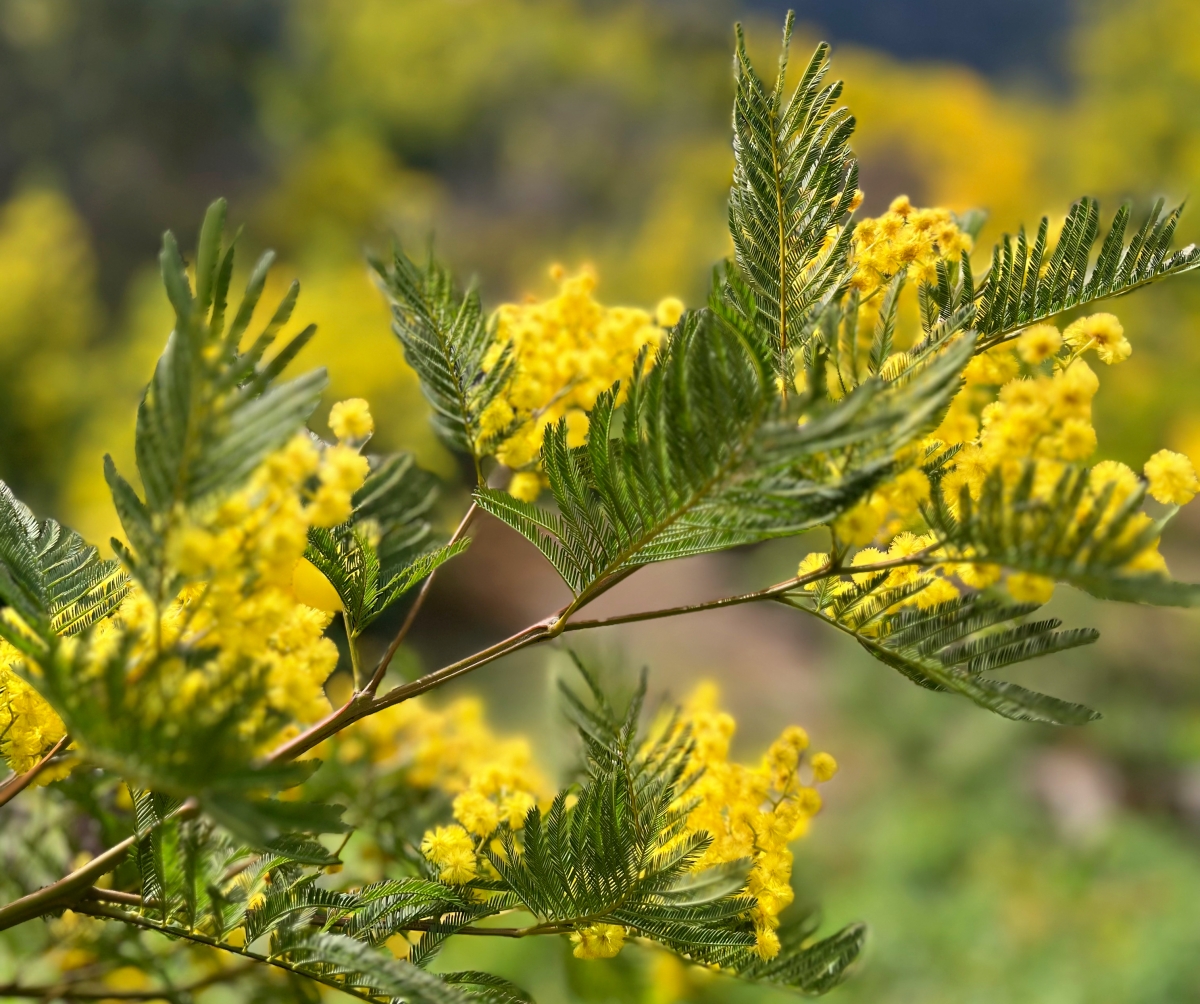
[
  {"xmin": 789, "ymin": 581, "xmax": 1100, "ymax": 724},
  {"xmin": 106, "ymin": 198, "xmax": 327, "ymax": 600},
  {"xmin": 372, "ymin": 247, "xmax": 510, "ymax": 474},
  {"xmin": 729, "ymin": 21, "xmax": 858, "ymax": 381},
  {"xmin": 0, "ymin": 480, "xmax": 128, "ymax": 649},
  {"xmin": 305, "ymin": 452, "xmax": 468, "ymax": 638},
  {"xmin": 918, "ymin": 198, "xmax": 1200, "ymax": 346},
  {"xmin": 929, "ymin": 464, "xmax": 1200, "ymax": 607},
  {"xmin": 477, "ymin": 306, "xmax": 970, "ymax": 603}
]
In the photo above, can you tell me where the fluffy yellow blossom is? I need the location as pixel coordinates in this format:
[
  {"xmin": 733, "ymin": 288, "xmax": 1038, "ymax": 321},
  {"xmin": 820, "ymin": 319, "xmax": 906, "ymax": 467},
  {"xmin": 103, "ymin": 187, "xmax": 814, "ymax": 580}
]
[
  {"xmin": 1063, "ymin": 313, "xmax": 1131, "ymax": 365},
  {"xmin": 452, "ymin": 789, "xmax": 502, "ymax": 837},
  {"xmin": 328, "ymin": 397, "xmax": 374, "ymax": 442},
  {"xmin": 1006, "ymin": 572, "xmax": 1055, "ymax": 604},
  {"xmin": 420, "ymin": 824, "xmax": 477, "ymax": 884},
  {"xmin": 571, "ymin": 923, "xmax": 626, "ymax": 960},
  {"xmin": 849, "ymin": 547, "xmax": 886, "ymax": 584},
  {"xmin": 655, "ymin": 296, "xmax": 686, "ymax": 328},
  {"xmin": 1017, "ymin": 324, "xmax": 1063, "ymax": 365},
  {"xmin": 0, "ymin": 641, "xmax": 68, "ymax": 775},
  {"xmin": 754, "ymin": 925, "xmax": 781, "ymax": 960},
  {"xmin": 835, "ymin": 501, "xmax": 884, "ymax": 547},
  {"xmin": 810, "ymin": 752, "xmax": 838, "ymax": 782},
  {"xmin": 507, "ymin": 471, "xmax": 543, "ymax": 503},
  {"xmin": 480, "ymin": 268, "xmax": 676, "ymax": 496},
  {"xmin": 662, "ymin": 684, "xmax": 835, "ymax": 941},
  {"xmin": 796, "ymin": 551, "xmax": 833, "ymax": 583},
  {"xmin": 0, "ymin": 431, "xmax": 375, "ymax": 776},
  {"xmin": 1144, "ymin": 449, "xmax": 1199, "ymax": 506},
  {"xmin": 339, "ymin": 694, "xmax": 548, "ymax": 848},
  {"xmin": 851, "ymin": 201, "xmax": 970, "ymax": 292}
]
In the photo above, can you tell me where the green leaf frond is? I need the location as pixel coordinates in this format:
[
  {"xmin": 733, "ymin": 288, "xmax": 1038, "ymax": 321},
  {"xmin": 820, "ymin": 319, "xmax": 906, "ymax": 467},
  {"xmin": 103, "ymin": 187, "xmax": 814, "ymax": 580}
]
[
  {"xmin": 786, "ymin": 578, "xmax": 1100, "ymax": 724},
  {"xmin": 918, "ymin": 197, "xmax": 1200, "ymax": 349},
  {"xmin": 0, "ymin": 480, "xmax": 128, "ymax": 651},
  {"xmin": 735, "ymin": 918, "xmax": 866, "ymax": 995},
  {"xmin": 476, "ymin": 300, "xmax": 971, "ymax": 602},
  {"xmin": 929, "ymin": 463, "xmax": 1200, "ymax": 606},
  {"xmin": 112, "ymin": 799, "xmax": 502, "ymax": 1002},
  {"xmin": 372, "ymin": 245, "xmax": 511, "ymax": 476},
  {"xmin": 729, "ymin": 18, "xmax": 858, "ymax": 382},
  {"xmin": 305, "ymin": 452, "xmax": 469, "ymax": 638},
  {"xmin": 105, "ymin": 198, "xmax": 328, "ymax": 601}
]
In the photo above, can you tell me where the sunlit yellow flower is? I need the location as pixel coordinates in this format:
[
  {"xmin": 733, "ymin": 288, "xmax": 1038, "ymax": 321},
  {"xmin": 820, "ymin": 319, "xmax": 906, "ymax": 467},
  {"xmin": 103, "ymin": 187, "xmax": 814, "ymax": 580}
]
[
  {"xmin": 1144, "ymin": 449, "xmax": 1198, "ymax": 505},
  {"xmin": 571, "ymin": 923, "xmax": 626, "ymax": 960},
  {"xmin": 328, "ymin": 397, "xmax": 374, "ymax": 441}
]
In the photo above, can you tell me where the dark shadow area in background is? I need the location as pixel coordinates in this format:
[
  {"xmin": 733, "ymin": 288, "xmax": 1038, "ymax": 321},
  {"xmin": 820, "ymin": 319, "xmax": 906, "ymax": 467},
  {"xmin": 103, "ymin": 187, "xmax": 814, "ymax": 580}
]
[{"xmin": 0, "ymin": 0, "xmax": 1071, "ymax": 314}]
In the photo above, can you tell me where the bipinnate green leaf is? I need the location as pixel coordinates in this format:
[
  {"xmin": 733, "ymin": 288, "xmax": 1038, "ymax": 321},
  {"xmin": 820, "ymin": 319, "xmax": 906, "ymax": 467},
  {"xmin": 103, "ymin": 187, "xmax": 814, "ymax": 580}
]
[
  {"xmin": 305, "ymin": 451, "xmax": 469, "ymax": 637},
  {"xmin": 929, "ymin": 464, "xmax": 1200, "ymax": 607},
  {"xmin": 917, "ymin": 197, "xmax": 1200, "ymax": 346},
  {"xmin": 0, "ymin": 479, "xmax": 128, "ymax": 649},
  {"xmin": 729, "ymin": 20, "xmax": 858, "ymax": 381},
  {"xmin": 290, "ymin": 934, "xmax": 480, "ymax": 1003},
  {"xmin": 735, "ymin": 919, "xmax": 866, "ymax": 994},
  {"xmin": 476, "ymin": 303, "xmax": 970, "ymax": 603},
  {"xmin": 790, "ymin": 580, "xmax": 1100, "ymax": 724},
  {"xmin": 372, "ymin": 247, "xmax": 511, "ymax": 470},
  {"xmin": 106, "ymin": 198, "xmax": 327, "ymax": 599}
]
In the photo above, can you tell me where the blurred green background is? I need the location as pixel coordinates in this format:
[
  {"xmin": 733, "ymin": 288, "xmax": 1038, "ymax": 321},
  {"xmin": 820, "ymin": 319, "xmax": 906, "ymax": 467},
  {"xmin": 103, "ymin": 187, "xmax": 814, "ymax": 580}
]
[{"xmin": 3, "ymin": 0, "xmax": 1200, "ymax": 1000}]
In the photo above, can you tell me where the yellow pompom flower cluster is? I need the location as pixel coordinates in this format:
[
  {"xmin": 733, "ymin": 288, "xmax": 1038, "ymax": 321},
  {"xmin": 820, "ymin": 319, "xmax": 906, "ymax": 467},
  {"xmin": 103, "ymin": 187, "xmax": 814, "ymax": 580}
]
[
  {"xmin": 0, "ymin": 637, "xmax": 68, "ymax": 775},
  {"xmin": 850, "ymin": 196, "xmax": 972, "ymax": 292},
  {"xmin": 478, "ymin": 267, "xmax": 679, "ymax": 500},
  {"xmin": 419, "ymin": 824, "xmax": 478, "ymax": 885},
  {"xmin": 0, "ymin": 404, "xmax": 377, "ymax": 776},
  {"xmin": 1144, "ymin": 449, "xmax": 1199, "ymax": 506},
  {"xmin": 336, "ymin": 695, "xmax": 546, "ymax": 880},
  {"xmin": 667, "ymin": 683, "xmax": 837, "ymax": 961},
  {"xmin": 328, "ymin": 396, "xmax": 375, "ymax": 442},
  {"xmin": 571, "ymin": 923, "xmax": 627, "ymax": 960},
  {"xmin": 821, "ymin": 295, "xmax": 1194, "ymax": 607}
]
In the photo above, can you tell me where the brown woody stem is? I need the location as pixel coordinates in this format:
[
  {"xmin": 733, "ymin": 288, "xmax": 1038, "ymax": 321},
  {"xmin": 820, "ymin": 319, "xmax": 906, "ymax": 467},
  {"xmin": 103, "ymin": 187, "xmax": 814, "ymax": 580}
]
[{"xmin": 0, "ymin": 734, "xmax": 71, "ymax": 810}]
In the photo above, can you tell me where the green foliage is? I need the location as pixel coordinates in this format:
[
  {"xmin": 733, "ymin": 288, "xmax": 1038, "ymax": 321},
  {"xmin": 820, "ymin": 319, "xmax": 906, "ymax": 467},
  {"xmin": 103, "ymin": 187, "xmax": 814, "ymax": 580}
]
[
  {"xmin": 0, "ymin": 480, "xmax": 127, "ymax": 651},
  {"xmin": 923, "ymin": 197, "xmax": 1200, "ymax": 346},
  {"xmin": 788, "ymin": 579, "xmax": 1100, "ymax": 724},
  {"xmin": 477, "ymin": 291, "xmax": 970, "ymax": 602},
  {"xmin": 929, "ymin": 464, "xmax": 1200, "ymax": 606},
  {"xmin": 105, "ymin": 198, "xmax": 328, "ymax": 601},
  {"xmin": 305, "ymin": 452, "xmax": 469, "ymax": 639},
  {"xmin": 728, "ymin": 17, "xmax": 858, "ymax": 382},
  {"xmin": 373, "ymin": 247, "xmax": 512, "ymax": 473}
]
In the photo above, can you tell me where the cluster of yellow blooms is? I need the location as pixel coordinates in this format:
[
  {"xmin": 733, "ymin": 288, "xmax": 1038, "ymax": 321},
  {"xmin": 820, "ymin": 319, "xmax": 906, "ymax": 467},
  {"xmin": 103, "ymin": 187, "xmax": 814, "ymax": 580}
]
[
  {"xmin": 851, "ymin": 195, "xmax": 973, "ymax": 293},
  {"xmin": 0, "ymin": 641, "xmax": 69, "ymax": 775},
  {"xmin": 477, "ymin": 267, "xmax": 684, "ymax": 501},
  {"xmin": 336, "ymin": 695, "xmax": 546, "ymax": 886},
  {"xmin": 821, "ymin": 205, "xmax": 1200, "ymax": 607},
  {"xmin": 667, "ymin": 683, "xmax": 838, "ymax": 962},
  {"xmin": 351, "ymin": 682, "xmax": 832, "ymax": 965},
  {"xmin": 824, "ymin": 197, "xmax": 971, "ymax": 393},
  {"xmin": 0, "ymin": 402, "xmax": 378, "ymax": 777}
]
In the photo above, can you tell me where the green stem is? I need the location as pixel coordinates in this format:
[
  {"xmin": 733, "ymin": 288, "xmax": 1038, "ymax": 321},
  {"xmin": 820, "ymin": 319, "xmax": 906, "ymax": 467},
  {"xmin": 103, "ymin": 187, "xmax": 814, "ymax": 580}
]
[
  {"xmin": 0, "ymin": 733, "xmax": 70, "ymax": 809},
  {"xmin": 0, "ymin": 799, "xmax": 197, "ymax": 931}
]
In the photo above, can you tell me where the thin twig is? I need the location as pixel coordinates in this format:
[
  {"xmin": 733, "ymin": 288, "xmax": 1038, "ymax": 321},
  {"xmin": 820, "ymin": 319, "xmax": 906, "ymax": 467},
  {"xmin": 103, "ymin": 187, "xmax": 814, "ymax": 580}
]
[
  {"xmin": 263, "ymin": 612, "xmax": 561, "ymax": 765},
  {"xmin": 0, "ymin": 734, "xmax": 71, "ymax": 810},
  {"xmin": 364, "ymin": 502, "xmax": 478, "ymax": 696},
  {"xmin": 265, "ymin": 551, "xmax": 937, "ymax": 765},
  {"xmin": 0, "ymin": 798, "xmax": 197, "ymax": 932},
  {"xmin": 64, "ymin": 902, "xmax": 402, "ymax": 1004},
  {"xmin": 562, "ymin": 551, "xmax": 933, "ymax": 631},
  {"xmin": 0, "ymin": 962, "xmax": 253, "ymax": 1000}
]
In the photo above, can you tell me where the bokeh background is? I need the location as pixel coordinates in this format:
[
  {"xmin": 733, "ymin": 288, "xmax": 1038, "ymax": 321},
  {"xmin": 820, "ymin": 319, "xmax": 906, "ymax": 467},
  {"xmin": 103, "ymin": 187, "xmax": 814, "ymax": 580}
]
[{"xmin": 3, "ymin": 0, "xmax": 1200, "ymax": 1000}]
